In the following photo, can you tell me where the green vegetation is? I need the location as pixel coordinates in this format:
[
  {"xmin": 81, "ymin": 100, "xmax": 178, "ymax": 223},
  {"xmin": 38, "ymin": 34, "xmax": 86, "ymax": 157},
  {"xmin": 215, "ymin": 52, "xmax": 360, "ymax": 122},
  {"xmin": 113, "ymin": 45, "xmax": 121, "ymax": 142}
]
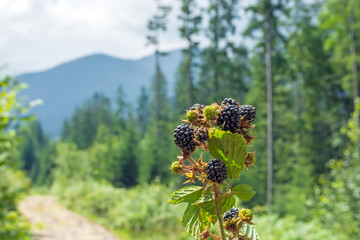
[
  {"xmin": 2, "ymin": 0, "xmax": 360, "ymax": 239},
  {"xmin": 169, "ymin": 99, "xmax": 260, "ymax": 239},
  {"xmin": 0, "ymin": 76, "xmax": 33, "ymax": 240},
  {"xmin": 51, "ymin": 181, "xmax": 187, "ymax": 240}
]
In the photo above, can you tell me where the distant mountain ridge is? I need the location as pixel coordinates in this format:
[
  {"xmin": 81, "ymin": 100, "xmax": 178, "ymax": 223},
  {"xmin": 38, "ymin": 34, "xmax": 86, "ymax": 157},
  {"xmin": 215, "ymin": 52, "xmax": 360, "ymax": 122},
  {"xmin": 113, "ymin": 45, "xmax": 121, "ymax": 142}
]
[{"xmin": 17, "ymin": 50, "xmax": 183, "ymax": 137}]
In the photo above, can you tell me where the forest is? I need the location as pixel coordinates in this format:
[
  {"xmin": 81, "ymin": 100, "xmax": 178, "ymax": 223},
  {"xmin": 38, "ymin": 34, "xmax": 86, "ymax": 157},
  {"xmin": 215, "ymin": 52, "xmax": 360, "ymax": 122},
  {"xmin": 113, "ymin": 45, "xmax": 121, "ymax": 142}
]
[{"xmin": 1, "ymin": 0, "xmax": 360, "ymax": 239}]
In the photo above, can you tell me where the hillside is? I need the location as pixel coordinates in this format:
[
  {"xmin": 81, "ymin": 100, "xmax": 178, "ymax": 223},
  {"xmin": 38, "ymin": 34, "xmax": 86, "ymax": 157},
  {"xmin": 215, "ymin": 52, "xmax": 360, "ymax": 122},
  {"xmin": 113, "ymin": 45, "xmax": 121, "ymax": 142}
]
[{"xmin": 17, "ymin": 50, "xmax": 182, "ymax": 136}]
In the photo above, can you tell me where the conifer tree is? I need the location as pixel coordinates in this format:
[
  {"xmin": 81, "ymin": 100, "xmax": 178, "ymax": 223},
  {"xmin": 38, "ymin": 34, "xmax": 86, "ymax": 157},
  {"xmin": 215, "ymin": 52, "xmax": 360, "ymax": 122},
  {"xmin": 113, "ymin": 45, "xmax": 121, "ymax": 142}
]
[
  {"xmin": 199, "ymin": 0, "xmax": 240, "ymax": 103},
  {"xmin": 244, "ymin": 0, "xmax": 288, "ymax": 209},
  {"xmin": 175, "ymin": 0, "xmax": 201, "ymax": 110},
  {"xmin": 143, "ymin": 1, "xmax": 175, "ymax": 181},
  {"xmin": 320, "ymin": 0, "xmax": 360, "ymax": 157}
]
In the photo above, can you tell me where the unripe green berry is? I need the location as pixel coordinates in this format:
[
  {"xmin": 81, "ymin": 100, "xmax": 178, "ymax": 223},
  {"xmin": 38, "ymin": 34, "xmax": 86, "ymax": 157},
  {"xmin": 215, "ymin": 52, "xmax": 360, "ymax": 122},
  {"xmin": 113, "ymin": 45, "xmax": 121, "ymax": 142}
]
[
  {"xmin": 239, "ymin": 208, "xmax": 253, "ymax": 221},
  {"xmin": 170, "ymin": 161, "xmax": 181, "ymax": 173},
  {"xmin": 208, "ymin": 126, "xmax": 221, "ymax": 138},
  {"xmin": 203, "ymin": 105, "xmax": 219, "ymax": 120},
  {"xmin": 186, "ymin": 111, "xmax": 198, "ymax": 122}
]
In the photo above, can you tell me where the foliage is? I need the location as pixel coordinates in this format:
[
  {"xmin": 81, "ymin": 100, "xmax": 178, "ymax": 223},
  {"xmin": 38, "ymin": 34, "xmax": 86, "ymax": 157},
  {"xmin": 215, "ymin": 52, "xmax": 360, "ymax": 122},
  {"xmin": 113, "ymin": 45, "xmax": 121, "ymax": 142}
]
[
  {"xmin": 169, "ymin": 99, "xmax": 259, "ymax": 240},
  {"xmin": 313, "ymin": 98, "xmax": 360, "ymax": 238},
  {"xmin": 0, "ymin": 169, "xmax": 32, "ymax": 240},
  {"xmin": 175, "ymin": 0, "xmax": 202, "ymax": 110},
  {"xmin": 11, "ymin": 0, "xmax": 360, "ymax": 239},
  {"xmin": 255, "ymin": 214, "xmax": 340, "ymax": 240},
  {"xmin": 61, "ymin": 92, "xmax": 113, "ymax": 149},
  {"xmin": 0, "ymin": 76, "xmax": 33, "ymax": 239}
]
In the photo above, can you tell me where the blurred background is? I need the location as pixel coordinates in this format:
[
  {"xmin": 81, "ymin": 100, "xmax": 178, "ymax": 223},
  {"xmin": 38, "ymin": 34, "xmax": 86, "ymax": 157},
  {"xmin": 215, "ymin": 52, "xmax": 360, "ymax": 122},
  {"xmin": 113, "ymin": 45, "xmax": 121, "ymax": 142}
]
[{"xmin": 0, "ymin": 0, "xmax": 359, "ymax": 239}]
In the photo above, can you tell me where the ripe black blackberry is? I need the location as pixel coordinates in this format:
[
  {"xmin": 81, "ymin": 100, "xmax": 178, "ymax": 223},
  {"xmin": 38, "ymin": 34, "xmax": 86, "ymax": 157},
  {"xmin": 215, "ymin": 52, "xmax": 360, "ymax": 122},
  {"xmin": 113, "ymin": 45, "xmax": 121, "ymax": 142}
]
[
  {"xmin": 194, "ymin": 127, "xmax": 209, "ymax": 142},
  {"xmin": 174, "ymin": 124, "xmax": 196, "ymax": 152},
  {"xmin": 217, "ymin": 105, "xmax": 241, "ymax": 133},
  {"xmin": 190, "ymin": 104, "xmax": 205, "ymax": 114},
  {"xmin": 206, "ymin": 159, "xmax": 227, "ymax": 184},
  {"xmin": 222, "ymin": 98, "xmax": 238, "ymax": 106},
  {"xmin": 224, "ymin": 208, "xmax": 239, "ymax": 222},
  {"xmin": 239, "ymin": 105, "xmax": 256, "ymax": 122}
]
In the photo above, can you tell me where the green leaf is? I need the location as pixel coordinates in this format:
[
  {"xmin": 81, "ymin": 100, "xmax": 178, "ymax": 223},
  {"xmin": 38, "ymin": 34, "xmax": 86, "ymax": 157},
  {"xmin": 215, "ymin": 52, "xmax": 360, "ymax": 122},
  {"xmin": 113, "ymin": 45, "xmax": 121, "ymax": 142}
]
[
  {"xmin": 182, "ymin": 204, "xmax": 200, "ymax": 238},
  {"xmin": 193, "ymin": 191, "xmax": 235, "ymax": 215},
  {"xmin": 239, "ymin": 223, "xmax": 261, "ymax": 240},
  {"xmin": 220, "ymin": 194, "xmax": 236, "ymax": 213},
  {"xmin": 208, "ymin": 130, "xmax": 247, "ymax": 179},
  {"xmin": 168, "ymin": 186, "xmax": 203, "ymax": 204},
  {"xmin": 192, "ymin": 190, "xmax": 214, "ymax": 213},
  {"xmin": 182, "ymin": 203, "xmax": 212, "ymax": 238},
  {"xmin": 232, "ymin": 184, "xmax": 256, "ymax": 202}
]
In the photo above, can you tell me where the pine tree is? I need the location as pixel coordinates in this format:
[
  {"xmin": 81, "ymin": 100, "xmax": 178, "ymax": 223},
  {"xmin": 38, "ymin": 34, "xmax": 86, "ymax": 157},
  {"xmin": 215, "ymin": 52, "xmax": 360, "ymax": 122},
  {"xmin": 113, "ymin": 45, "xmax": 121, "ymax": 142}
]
[
  {"xmin": 244, "ymin": 0, "xmax": 289, "ymax": 209},
  {"xmin": 175, "ymin": 0, "xmax": 201, "ymax": 111},
  {"xmin": 199, "ymin": 0, "xmax": 240, "ymax": 103},
  {"xmin": 143, "ymin": 0, "xmax": 175, "ymax": 181},
  {"xmin": 137, "ymin": 86, "xmax": 150, "ymax": 137},
  {"xmin": 320, "ymin": 0, "xmax": 360, "ymax": 157},
  {"xmin": 146, "ymin": 1, "xmax": 171, "ymax": 122},
  {"xmin": 63, "ymin": 93, "xmax": 113, "ymax": 149}
]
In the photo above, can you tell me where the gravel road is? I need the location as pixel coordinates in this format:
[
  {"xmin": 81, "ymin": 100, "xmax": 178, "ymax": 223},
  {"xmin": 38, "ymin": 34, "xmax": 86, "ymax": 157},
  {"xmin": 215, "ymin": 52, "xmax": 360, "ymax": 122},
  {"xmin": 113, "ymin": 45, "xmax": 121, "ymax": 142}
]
[{"xmin": 18, "ymin": 195, "xmax": 119, "ymax": 240}]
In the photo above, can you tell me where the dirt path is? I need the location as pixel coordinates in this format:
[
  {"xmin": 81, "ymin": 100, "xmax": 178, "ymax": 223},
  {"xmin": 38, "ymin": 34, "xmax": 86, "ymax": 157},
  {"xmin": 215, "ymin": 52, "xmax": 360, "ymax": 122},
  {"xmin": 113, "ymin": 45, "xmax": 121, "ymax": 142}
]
[{"xmin": 18, "ymin": 195, "xmax": 119, "ymax": 240}]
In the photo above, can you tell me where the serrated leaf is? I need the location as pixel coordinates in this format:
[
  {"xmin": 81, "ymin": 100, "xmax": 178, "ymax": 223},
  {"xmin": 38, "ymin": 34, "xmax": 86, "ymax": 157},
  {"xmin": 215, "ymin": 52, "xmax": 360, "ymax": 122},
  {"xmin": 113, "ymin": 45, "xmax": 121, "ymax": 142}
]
[
  {"xmin": 192, "ymin": 190, "xmax": 214, "ymax": 213},
  {"xmin": 232, "ymin": 184, "xmax": 256, "ymax": 202},
  {"xmin": 182, "ymin": 204, "xmax": 200, "ymax": 238},
  {"xmin": 182, "ymin": 203, "xmax": 212, "ymax": 238},
  {"xmin": 208, "ymin": 130, "xmax": 247, "ymax": 179},
  {"xmin": 199, "ymin": 208, "xmax": 216, "ymax": 227},
  {"xmin": 239, "ymin": 223, "xmax": 261, "ymax": 240},
  {"xmin": 193, "ymin": 191, "xmax": 235, "ymax": 215},
  {"xmin": 220, "ymin": 194, "xmax": 236, "ymax": 213},
  {"xmin": 168, "ymin": 186, "xmax": 203, "ymax": 204}
]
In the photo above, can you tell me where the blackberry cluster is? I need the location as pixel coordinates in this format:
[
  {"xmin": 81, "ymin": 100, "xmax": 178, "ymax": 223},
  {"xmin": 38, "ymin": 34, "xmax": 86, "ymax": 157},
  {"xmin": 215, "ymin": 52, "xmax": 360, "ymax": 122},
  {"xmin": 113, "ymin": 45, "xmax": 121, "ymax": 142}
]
[
  {"xmin": 195, "ymin": 127, "xmax": 209, "ymax": 142},
  {"xmin": 222, "ymin": 98, "xmax": 238, "ymax": 106},
  {"xmin": 224, "ymin": 208, "xmax": 239, "ymax": 222},
  {"xmin": 239, "ymin": 105, "xmax": 256, "ymax": 122},
  {"xmin": 217, "ymin": 105, "xmax": 241, "ymax": 133},
  {"xmin": 190, "ymin": 104, "xmax": 205, "ymax": 114},
  {"xmin": 206, "ymin": 159, "xmax": 227, "ymax": 183},
  {"xmin": 174, "ymin": 124, "xmax": 196, "ymax": 152}
]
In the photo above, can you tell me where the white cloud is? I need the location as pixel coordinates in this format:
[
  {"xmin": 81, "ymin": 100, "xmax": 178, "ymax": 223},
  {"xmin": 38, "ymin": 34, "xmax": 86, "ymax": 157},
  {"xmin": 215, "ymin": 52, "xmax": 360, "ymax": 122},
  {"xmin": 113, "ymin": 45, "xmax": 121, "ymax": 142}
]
[
  {"xmin": 0, "ymin": 0, "xmax": 188, "ymax": 75},
  {"xmin": 0, "ymin": 0, "xmax": 249, "ymax": 76}
]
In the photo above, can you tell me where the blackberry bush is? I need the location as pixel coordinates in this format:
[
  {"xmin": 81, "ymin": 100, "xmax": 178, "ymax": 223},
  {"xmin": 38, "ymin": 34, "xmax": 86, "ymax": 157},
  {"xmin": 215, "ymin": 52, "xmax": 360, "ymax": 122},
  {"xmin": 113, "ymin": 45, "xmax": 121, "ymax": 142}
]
[
  {"xmin": 169, "ymin": 98, "xmax": 260, "ymax": 240},
  {"xmin": 218, "ymin": 105, "xmax": 241, "ymax": 133},
  {"xmin": 206, "ymin": 159, "xmax": 227, "ymax": 184}
]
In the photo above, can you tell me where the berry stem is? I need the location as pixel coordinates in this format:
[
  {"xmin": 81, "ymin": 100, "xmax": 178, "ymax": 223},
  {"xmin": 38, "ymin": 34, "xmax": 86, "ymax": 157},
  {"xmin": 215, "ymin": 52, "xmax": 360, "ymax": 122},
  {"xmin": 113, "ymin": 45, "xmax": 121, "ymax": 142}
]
[
  {"xmin": 189, "ymin": 157, "xmax": 202, "ymax": 170},
  {"xmin": 213, "ymin": 184, "xmax": 226, "ymax": 240},
  {"xmin": 226, "ymin": 179, "xmax": 234, "ymax": 192}
]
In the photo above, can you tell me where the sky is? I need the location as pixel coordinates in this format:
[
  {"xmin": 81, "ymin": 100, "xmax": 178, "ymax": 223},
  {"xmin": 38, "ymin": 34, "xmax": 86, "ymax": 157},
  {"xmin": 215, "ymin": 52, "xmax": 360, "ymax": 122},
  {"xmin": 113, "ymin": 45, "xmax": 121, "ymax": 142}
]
[{"xmin": 0, "ymin": 0, "xmax": 201, "ymax": 75}]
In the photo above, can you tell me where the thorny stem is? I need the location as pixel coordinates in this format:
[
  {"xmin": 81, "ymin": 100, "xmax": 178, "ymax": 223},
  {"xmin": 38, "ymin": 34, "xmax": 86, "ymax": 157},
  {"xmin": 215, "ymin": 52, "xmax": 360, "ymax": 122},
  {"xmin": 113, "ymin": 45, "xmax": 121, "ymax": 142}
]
[
  {"xmin": 189, "ymin": 157, "xmax": 200, "ymax": 168},
  {"xmin": 213, "ymin": 184, "xmax": 226, "ymax": 240}
]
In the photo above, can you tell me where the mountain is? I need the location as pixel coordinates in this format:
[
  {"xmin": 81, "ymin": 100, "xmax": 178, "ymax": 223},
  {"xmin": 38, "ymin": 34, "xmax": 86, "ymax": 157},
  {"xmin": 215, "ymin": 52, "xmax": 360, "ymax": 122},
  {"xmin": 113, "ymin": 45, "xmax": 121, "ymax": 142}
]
[{"xmin": 17, "ymin": 50, "xmax": 183, "ymax": 137}]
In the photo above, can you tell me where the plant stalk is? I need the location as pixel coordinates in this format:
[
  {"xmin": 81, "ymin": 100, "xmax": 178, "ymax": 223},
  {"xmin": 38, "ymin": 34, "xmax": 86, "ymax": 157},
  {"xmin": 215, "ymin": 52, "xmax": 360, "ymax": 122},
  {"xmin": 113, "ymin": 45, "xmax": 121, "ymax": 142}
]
[{"xmin": 213, "ymin": 184, "xmax": 226, "ymax": 240}]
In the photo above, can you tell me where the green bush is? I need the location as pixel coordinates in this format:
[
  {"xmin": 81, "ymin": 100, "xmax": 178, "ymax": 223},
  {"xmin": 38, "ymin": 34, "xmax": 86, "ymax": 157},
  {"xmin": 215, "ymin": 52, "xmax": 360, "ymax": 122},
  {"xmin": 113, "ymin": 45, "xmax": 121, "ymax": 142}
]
[
  {"xmin": 255, "ymin": 214, "xmax": 340, "ymax": 240},
  {"xmin": 0, "ymin": 168, "xmax": 32, "ymax": 240}
]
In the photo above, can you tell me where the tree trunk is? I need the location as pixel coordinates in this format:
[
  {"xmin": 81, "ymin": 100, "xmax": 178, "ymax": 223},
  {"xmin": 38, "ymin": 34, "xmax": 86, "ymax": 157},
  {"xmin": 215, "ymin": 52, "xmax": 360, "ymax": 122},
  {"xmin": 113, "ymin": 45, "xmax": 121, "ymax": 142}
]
[
  {"xmin": 214, "ymin": 0, "xmax": 219, "ymax": 96},
  {"xmin": 265, "ymin": 4, "xmax": 274, "ymax": 210},
  {"xmin": 294, "ymin": 1, "xmax": 302, "ymax": 162},
  {"xmin": 187, "ymin": 48, "xmax": 193, "ymax": 107}
]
